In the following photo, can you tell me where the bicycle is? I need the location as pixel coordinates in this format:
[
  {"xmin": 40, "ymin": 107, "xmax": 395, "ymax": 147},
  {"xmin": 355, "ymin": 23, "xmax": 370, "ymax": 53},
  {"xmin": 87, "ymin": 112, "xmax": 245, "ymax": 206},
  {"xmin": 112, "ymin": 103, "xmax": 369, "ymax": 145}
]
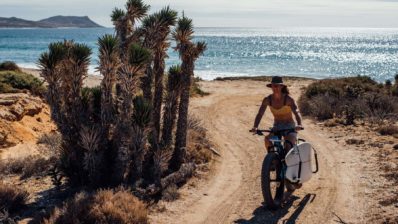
[{"xmin": 250, "ymin": 128, "xmax": 319, "ymax": 210}]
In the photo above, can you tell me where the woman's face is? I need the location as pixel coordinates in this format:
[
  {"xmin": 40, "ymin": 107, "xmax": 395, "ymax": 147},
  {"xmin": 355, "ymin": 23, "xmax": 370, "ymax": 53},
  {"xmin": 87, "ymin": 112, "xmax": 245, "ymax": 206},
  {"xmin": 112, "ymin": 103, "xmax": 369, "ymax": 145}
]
[{"xmin": 271, "ymin": 84, "xmax": 283, "ymax": 94}]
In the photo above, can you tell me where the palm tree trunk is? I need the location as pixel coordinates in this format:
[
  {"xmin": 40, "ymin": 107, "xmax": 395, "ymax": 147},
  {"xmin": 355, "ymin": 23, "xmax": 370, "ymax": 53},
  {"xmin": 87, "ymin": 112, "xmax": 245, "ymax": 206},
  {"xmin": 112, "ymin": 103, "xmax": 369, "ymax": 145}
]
[
  {"xmin": 152, "ymin": 51, "xmax": 165, "ymax": 140},
  {"xmin": 170, "ymin": 67, "xmax": 191, "ymax": 171},
  {"xmin": 141, "ymin": 64, "xmax": 153, "ymax": 102},
  {"xmin": 161, "ymin": 91, "xmax": 179, "ymax": 147}
]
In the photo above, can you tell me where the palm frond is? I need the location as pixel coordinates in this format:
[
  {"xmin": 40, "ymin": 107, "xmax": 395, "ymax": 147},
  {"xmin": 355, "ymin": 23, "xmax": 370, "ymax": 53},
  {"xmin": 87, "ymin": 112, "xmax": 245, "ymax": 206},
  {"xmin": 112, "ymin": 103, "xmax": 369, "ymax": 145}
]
[
  {"xmin": 156, "ymin": 6, "xmax": 178, "ymax": 27},
  {"xmin": 132, "ymin": 95, "xmax": 152, "ymax": 127},
  {"xmin": 125, "ymin": 0, "xmax": 150, "ymax": 20},
  {"xmin": 128, "ymin": 43, "xmax": 151, "ymax": 67},
  {"xmin": 172, "ymin": 16, "xmax": 194, "ymax": 43},
  {"xmin": 71, "ymin": 43, "xmax": 92, "ymax": 65},
  {"xmin": 195, "ymin": 41, "xmax": 207, "ymax": 56},
  {"xmin": 167, "ymin": 65, "xmax": 183, "ymax": 91},
  {"xmin": 98, "ymin": 34, "xmax": 119, "ymax": 57},
  {"xmin": 111, "ymin": 8, "xmax": 126, "ymax": 22},
  {"xmin": 38, "ymin": 42, "xmax": 67, "ymax": 70}
]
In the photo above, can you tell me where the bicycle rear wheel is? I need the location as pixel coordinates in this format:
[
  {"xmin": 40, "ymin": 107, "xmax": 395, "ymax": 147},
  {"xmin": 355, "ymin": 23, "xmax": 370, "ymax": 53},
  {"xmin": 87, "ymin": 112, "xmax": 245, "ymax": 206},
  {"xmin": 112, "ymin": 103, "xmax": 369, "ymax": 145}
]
[{"xmin": 261, "ymin": 152, "xmax": 285, "ymax": 210}]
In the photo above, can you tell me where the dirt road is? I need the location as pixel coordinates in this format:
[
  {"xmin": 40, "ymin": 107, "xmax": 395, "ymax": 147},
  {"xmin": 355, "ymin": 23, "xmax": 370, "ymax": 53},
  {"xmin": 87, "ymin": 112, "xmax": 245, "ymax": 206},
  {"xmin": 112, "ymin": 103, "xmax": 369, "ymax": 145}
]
[{"xmin": 150, "ymin": 79, "xmax": 373, "ymax": 224}]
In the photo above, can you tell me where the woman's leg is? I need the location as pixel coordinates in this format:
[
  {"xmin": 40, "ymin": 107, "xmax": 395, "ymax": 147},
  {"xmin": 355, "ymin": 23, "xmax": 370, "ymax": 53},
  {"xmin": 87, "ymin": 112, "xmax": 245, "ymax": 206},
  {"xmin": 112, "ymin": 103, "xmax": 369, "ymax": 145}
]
[
  {"xmin": 264, "ymin": 134, "xmax": 273, "ymax": 153},
  {"xmin": 283, "ymin": 131, "xmax": 302, "ymax": 197},
  {"xmin": 284, "ymin": 132, "xmax": 297, "ymax": 154}
]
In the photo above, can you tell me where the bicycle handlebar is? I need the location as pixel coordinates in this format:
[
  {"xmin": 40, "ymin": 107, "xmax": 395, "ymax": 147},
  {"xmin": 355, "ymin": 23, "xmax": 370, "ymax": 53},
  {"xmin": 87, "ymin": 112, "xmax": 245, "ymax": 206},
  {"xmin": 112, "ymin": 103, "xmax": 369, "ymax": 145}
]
[{"xmin": 249, "ymin": 127, "xmax": 304, "ymax": 136}]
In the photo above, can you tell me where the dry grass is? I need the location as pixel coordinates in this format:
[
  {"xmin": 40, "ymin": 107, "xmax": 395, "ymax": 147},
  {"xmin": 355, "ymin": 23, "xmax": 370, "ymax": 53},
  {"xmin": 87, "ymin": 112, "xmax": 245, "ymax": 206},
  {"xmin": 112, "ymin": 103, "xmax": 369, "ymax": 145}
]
[
  {"xmin": 345, "ymin": 138, "xmax": 365, "ymax": 145},
  {"xmin": 0, "ymin": 182, "xmax": 29, "ymax": 213},
  {"xmin": 186, "ymin": 116, "xmax": 213, "ymax": 165},
  {"xmin": 0, "ymin": 155, "xmax": 53, "ymax": 179},
  {"xmin": 42, "ymin": 188, "xmax": 148, "ymax": 224},
  {"xmin": 161, "ymin": 184, "xmax": 180, "ymax": 202},
  {"xmin": 377, "ymin": 125, "xmax": 398, "ymax": 136},
  {"xmin": 190, "ymin": 78, "xmax": 209, "ymax": 97}
]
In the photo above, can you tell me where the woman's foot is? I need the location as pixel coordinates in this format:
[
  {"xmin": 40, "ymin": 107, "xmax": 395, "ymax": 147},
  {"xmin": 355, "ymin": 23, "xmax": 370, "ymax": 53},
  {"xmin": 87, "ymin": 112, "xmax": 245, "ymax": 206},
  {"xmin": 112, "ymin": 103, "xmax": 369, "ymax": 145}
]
[{"xmin": 283, "ymin": 189, "xmax": 295, "ymax": 202}]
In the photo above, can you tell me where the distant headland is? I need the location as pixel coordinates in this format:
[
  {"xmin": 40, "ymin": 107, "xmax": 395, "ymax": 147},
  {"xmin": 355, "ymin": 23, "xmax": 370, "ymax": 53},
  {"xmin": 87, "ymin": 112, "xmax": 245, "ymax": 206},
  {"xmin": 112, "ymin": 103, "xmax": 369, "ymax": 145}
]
[{"xmin": 0, "ymin": 16, "xmax": 103, "ymax": 28}]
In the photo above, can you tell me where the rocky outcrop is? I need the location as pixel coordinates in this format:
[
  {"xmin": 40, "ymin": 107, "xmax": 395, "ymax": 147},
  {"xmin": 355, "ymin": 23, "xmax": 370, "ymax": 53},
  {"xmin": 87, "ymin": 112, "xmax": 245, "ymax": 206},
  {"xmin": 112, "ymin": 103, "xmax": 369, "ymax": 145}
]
[
  {"xmin": 0, "ymin": 93, "xmax": 43, "ymax": 121},
  {"xmin": 0, "ymin": 93, "xmax": 55, "ymax": 148}
]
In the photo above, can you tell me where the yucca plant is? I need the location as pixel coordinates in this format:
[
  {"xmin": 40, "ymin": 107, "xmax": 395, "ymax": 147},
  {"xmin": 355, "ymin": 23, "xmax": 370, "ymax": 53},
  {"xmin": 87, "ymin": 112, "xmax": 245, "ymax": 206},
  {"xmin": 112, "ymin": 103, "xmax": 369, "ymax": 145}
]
[
  {"xmin": 80, "ymin": 126, "xmax": 103, "ymax": 186},
  {"xmin": 37, "ymin": 42, "xmax": 66, "ymax": 126},
  {"xmin": 63, "ymin": 43, "xmax": 91, "ymax": 137},
  {"xmin": 161, "ymin": 65, "xmax": 183, "ymax": 147},
  {"xmin": 113, "ymin": 43, "xmax": 151, "ymax": 184},
  {"xmin": 98, "ymin": 35, "xmax": 120, "ymax": 133},
  {"xmin": 126, "ymin": 0, "xmax": 150, "ymax": 24},
  {"xmin": 111, "ymin": 8, "xmax": 129, "ymax": 57},
  {"xmin": 147, "ymin": 7, "xmax": 178, "ymax": 139},
  {"xmin": 170, "ymin": 16, "xmax": 207, "ymax": 171},
  {"xmin": 39, "ymin": 0, "xmax": 205, "ymax": 196}
]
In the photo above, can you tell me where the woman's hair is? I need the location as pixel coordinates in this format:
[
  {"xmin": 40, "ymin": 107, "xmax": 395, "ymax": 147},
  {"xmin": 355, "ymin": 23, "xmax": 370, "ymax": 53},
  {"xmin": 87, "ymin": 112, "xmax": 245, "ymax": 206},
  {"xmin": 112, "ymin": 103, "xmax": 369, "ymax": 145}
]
[{"xmin": 282, "ymin": 85, "xmax": 290, "ymax": 95}]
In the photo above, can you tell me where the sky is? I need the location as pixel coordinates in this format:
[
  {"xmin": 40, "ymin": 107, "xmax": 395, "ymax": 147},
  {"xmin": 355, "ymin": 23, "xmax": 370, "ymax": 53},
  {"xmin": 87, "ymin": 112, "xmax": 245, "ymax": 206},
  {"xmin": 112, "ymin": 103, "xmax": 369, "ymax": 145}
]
[{"xmin": 0, "ymin": 0, "xmax": 398, "ymax": 28}]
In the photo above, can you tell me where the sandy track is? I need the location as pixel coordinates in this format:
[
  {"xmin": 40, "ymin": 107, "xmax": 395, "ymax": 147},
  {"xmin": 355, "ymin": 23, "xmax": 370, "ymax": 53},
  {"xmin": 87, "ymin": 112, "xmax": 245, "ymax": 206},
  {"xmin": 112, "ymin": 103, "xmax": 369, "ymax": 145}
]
[{"xmin": 150, "ymin": 79, "xmax": 371, "ymax": 224}]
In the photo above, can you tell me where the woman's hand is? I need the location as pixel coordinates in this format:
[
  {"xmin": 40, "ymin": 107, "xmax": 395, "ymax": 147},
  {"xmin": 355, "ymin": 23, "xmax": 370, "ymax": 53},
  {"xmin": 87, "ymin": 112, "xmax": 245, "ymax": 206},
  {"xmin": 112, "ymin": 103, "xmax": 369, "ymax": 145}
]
[
  {"xmin": 295, "ymin": 125, "xmax": 304, "ymax": 131},
  {"xmin": 250, "ymin": 127, "xmax": 258, "ymax": 133}
]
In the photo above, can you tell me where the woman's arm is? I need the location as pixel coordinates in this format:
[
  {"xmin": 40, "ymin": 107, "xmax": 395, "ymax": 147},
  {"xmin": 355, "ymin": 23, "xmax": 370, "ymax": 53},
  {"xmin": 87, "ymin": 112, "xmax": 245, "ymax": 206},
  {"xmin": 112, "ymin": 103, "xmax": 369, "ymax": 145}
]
[
  {"xmin": 252, "ymin": 97, "xmax": 268, "ymax": 129},
  {"xmin": 290, "ymin": 98, "xmax": 302, "ymax": 126}
]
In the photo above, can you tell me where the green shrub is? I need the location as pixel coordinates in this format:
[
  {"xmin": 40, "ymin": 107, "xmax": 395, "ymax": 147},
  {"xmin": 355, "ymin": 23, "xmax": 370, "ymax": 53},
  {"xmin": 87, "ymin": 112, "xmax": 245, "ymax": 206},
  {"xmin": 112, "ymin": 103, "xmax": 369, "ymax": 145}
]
[
  {"xmin": 0, "ymin": 61, "xmax": 21, "ymax": 72},
  {"xmin": 299, "ymin": 76, "xmax": 397, "ymax": 124},
  {"xmin": 0, "ymin": 71, "xmax": 45, "ymax": 95},
  {"xmin": 42, "ymin": 188, "xmax": 148, "ymax": 224}
]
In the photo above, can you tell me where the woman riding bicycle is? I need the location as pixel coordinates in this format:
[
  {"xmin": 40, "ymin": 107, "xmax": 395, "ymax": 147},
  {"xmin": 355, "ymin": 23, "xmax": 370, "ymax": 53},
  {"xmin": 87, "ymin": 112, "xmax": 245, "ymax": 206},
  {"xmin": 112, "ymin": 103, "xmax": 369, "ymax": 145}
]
[{"xmin": 250, "ymin": 76, "xmax": 304, "ymax": 201}]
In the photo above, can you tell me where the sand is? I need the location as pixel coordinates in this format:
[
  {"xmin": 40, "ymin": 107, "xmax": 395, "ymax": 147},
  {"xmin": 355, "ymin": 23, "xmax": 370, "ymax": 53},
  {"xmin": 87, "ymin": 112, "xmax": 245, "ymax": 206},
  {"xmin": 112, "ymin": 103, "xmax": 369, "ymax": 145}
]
[
  {"xmin": 3, "ymin": 68, "xmax": 397, "ymax": 223},
  {"xmin": 149, "ymin": 79, "xmax": 397, "ymax": 223}
]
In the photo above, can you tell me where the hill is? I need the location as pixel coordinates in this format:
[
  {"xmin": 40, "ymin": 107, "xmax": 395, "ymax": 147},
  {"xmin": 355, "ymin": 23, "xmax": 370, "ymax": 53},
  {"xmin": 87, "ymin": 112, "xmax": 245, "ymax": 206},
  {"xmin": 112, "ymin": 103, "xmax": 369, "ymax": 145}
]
[{"xmin": 0, "ymin": 16, "xmax": 103, "ymax": 28}]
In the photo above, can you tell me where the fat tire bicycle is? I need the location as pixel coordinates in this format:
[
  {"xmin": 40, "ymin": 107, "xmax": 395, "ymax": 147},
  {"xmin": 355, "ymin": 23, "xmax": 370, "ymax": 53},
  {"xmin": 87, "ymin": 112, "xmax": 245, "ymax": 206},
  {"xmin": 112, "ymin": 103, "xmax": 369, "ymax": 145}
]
[{"xmin": 251, "ymin": 128, "xmax": 318, "ymax": 210}]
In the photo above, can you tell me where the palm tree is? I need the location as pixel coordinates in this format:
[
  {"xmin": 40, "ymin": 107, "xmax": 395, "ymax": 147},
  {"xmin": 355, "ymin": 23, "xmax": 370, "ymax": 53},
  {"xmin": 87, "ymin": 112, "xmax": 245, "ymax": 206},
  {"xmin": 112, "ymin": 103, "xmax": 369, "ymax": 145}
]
[
  {"xmin": 64, "ymin": 43, "xmax": 92, "ymax": 132},
  {"xmin": 161, "ymin": 65, "xmax": 183, "ymax": 147},
  {"xmin": 98, "ymin": 34, "xmax": 120, "ymax": 134},
  {"xmin": 149, "ymin": 7, "xmax": 178, "ymax": 139},
  {"xmin": 170, "ymin": 16, "xmax": 207, "ymax": 171},
  {"xmin": 113, "ymin": 43, "xmax": 151, "ymax": 184},
  {"xmin": 38, "ymin": 42, "xmax": 66, "ymax": 126}
]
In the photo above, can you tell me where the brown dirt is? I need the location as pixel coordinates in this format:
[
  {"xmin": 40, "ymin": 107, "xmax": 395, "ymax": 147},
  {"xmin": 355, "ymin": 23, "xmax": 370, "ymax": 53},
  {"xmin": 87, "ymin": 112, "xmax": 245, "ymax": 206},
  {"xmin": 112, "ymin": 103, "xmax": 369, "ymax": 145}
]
[{"xmin": 149, "ymin": 79, "xmax": 397, "ymax": 224}]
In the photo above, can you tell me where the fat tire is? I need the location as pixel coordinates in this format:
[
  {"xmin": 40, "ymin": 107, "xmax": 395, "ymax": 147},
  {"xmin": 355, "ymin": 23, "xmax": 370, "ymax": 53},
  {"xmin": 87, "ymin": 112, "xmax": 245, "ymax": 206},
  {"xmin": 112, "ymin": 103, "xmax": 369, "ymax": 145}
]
[{"xmin": 261, "ymin": 152, "xmax": 285, "ymax": 210}]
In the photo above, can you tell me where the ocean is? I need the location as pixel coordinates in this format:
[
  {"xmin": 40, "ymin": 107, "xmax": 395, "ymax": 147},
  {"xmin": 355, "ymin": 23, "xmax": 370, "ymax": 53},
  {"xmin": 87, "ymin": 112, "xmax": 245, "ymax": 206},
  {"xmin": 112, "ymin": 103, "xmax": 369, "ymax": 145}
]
[{"xmin": 0, "ymin": 27, "xmax": 397, "ymax": 82}]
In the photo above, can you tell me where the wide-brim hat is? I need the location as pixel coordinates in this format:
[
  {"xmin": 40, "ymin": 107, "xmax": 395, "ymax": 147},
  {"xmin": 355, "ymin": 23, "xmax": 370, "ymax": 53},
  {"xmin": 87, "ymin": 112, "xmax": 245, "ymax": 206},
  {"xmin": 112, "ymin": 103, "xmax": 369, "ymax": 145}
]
[{"xmin": 266, "ymin": 76, "xmax": 286, "ymax": 87}]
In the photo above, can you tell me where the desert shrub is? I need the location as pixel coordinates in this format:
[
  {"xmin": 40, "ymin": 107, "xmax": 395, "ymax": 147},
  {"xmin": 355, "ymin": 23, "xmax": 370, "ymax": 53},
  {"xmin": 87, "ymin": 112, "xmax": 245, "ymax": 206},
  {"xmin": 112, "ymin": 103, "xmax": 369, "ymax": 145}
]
[
  {"xmin": 299, "ymin": 76, "xmax": 398, "ymax": 124},
  {"xmin": 0, "ymin": 209, "xmax": 20, "ymax": 224},
  {"xmin": 0, "ymin": 71, "xmax": 45, "ymax": 95},
  {"xmin": 0, "ymin": 182, "xmax": 29, "ymax": 213},
  {"xmin": 190, "ymin": 78, "xmax": 209, "ymax": 97},
  {"xmin": 392, "ymin": 85, "xmax": 398, "ymax": 97},
  {"xmin": 161, "ymin": 184, "xmax": 179, "ymax": 202},
  {"xmin": 363, "ymin": 93, "xmax": 398, "ymax": 124},
  {"xmin": 0, "ymin": 155, "xmax": 54, "ymax": 179},
  {"xmin": 0, "ymin": 61, "xmax": 21, "ymax": 72},
  {"xmin": 42, "ymin": 188, "xmax": 148, "ymax": 224},
  {"xmin": 37, "ymin": 133, "xmax": 63, "ymax": 154},
  {"xmin": 186, "ymin": 116, "xmax": 212, "ymax": 164},
  {"xmin": 377, "ymin": 125, "xmax": 398, "ymax": 136}
]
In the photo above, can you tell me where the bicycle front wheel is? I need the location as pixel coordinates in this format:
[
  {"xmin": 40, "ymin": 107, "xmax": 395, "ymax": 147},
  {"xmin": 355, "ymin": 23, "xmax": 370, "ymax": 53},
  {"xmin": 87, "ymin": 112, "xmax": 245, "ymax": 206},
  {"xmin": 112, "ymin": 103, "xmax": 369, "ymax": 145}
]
[{"xmin": 261, "ymin": 152, "xmax": 285, "ymax": 210}]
